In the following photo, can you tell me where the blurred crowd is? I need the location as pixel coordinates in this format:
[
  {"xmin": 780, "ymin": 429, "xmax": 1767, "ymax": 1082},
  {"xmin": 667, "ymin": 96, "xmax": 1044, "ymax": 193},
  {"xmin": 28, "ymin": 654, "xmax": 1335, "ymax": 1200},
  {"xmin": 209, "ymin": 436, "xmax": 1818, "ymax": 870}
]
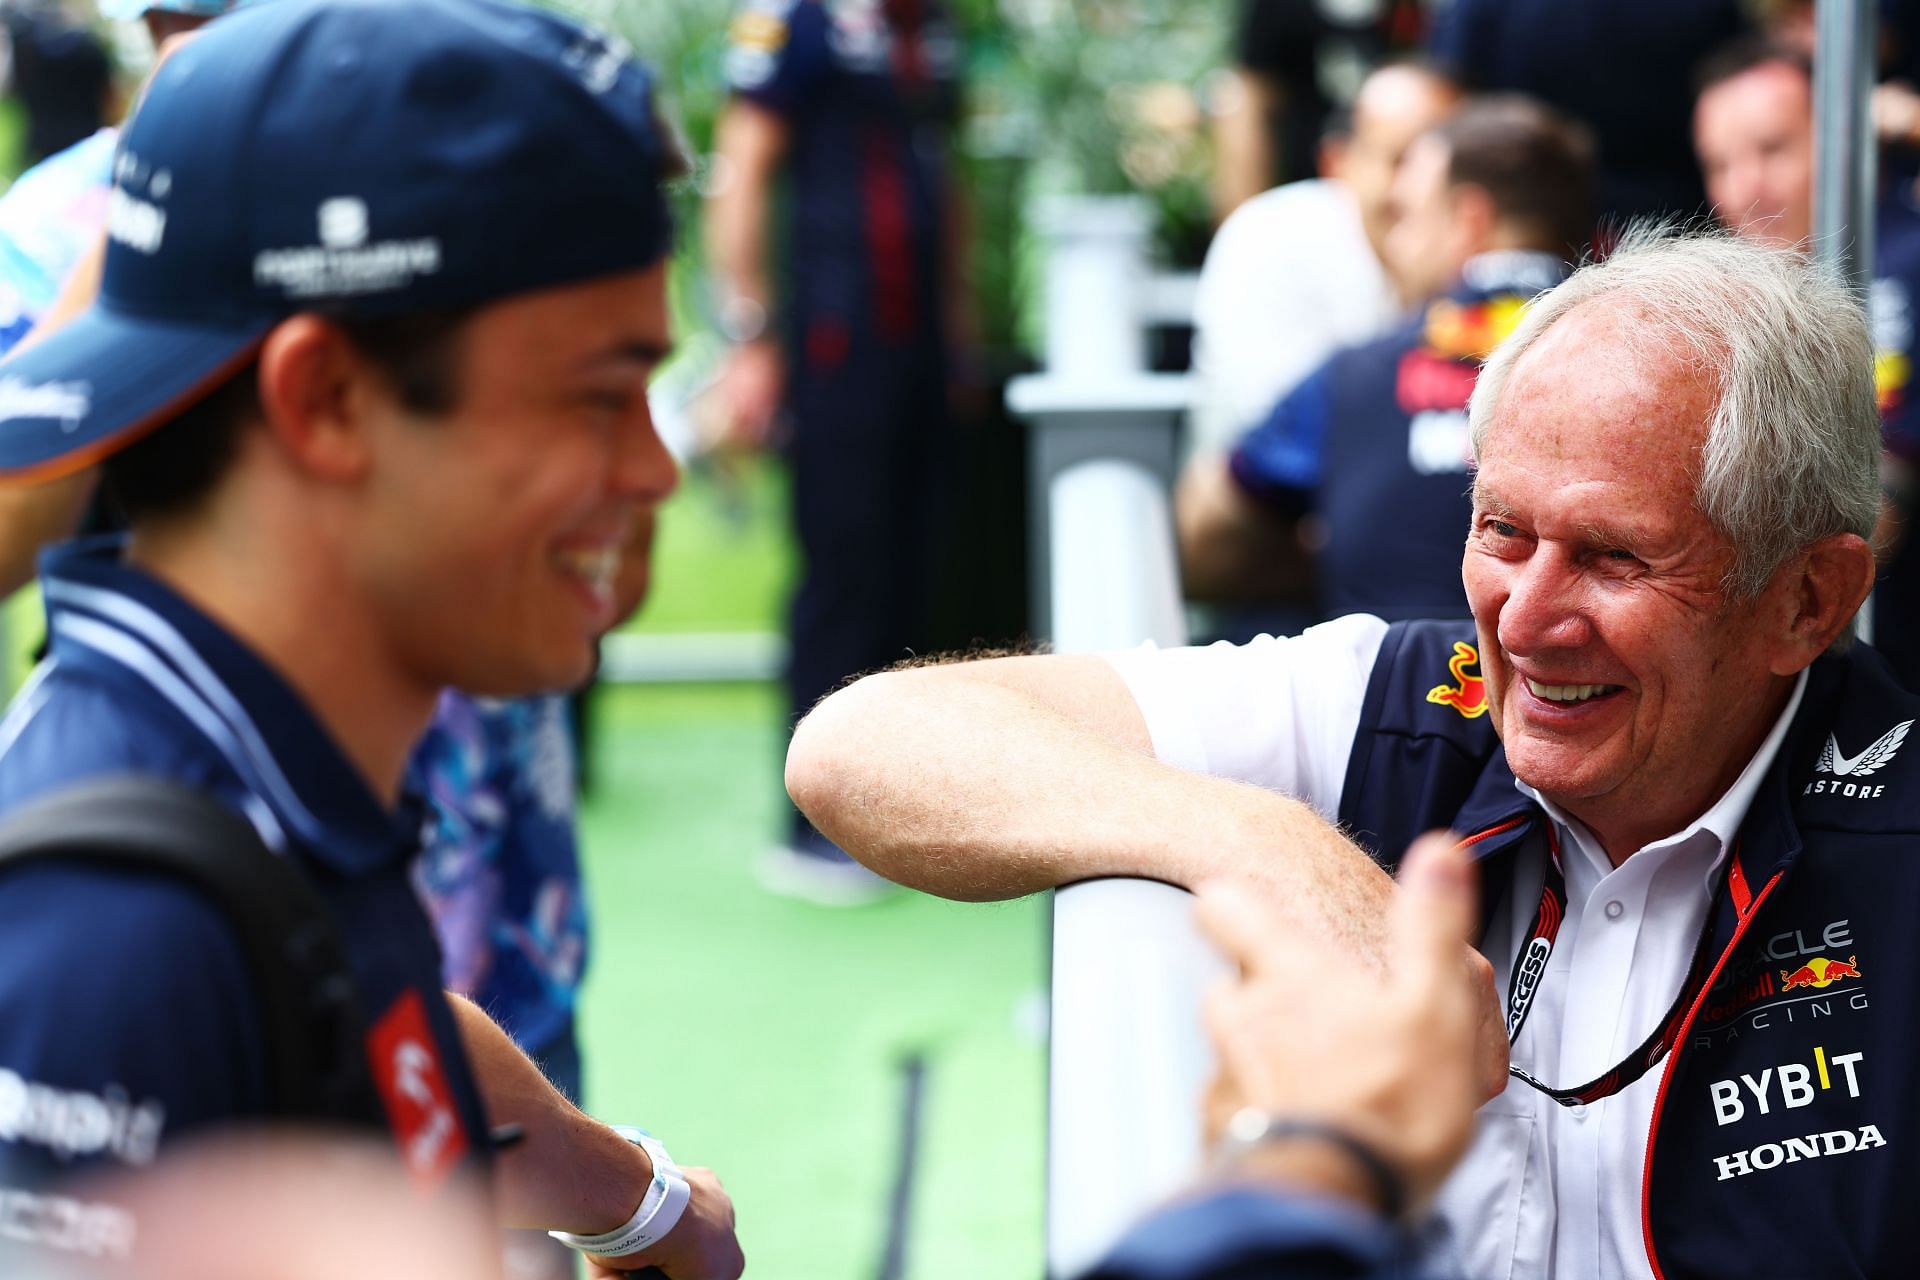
[{"xmin": 1187, "ymin": 0, "xmax": 1920, "ymax": 680}]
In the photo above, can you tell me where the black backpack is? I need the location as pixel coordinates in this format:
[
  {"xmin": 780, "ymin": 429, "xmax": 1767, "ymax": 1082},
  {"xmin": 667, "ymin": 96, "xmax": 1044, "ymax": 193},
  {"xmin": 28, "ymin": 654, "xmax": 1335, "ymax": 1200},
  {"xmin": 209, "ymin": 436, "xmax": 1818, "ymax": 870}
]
[{"xmin": 0, "ymin": 773, "xmax": 384, "ymax": 1126}]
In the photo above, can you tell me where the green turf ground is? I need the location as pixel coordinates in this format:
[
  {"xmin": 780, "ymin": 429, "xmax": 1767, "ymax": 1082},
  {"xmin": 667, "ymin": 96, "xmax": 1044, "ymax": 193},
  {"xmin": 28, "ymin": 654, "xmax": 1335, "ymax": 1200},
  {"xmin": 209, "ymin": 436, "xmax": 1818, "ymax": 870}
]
[{"xmin": 576, "ymin": 681, "xmax": 1047, "ymax": 1279}]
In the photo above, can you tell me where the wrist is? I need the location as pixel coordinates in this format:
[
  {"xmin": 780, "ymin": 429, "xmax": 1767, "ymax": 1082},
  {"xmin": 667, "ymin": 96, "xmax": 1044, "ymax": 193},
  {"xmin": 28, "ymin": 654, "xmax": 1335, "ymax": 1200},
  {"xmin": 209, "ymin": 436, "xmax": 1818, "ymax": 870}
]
[
  {"xmin": 717, "ymin": 292, "xmax": 772, "ymax": 344},
  {"xmin": 550, "ymin": 1127, "xmax": 691, "ymax": 1259},
  {"xmin": 1213, "ymin": 1108, "xmax": 1407, "ymax": 1220},
  {"xmin": 570, "ymin": 1121, "xmax": 656, "ymax": 1235}
]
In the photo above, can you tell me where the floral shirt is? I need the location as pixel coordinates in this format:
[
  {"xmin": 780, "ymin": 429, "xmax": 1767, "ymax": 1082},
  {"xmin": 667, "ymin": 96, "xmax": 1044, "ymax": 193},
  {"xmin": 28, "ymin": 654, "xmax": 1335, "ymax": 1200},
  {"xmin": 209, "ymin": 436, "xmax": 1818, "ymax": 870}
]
[{"xmin": 410, "ymin": 691, "xmax": 587, "ymax": 1059}]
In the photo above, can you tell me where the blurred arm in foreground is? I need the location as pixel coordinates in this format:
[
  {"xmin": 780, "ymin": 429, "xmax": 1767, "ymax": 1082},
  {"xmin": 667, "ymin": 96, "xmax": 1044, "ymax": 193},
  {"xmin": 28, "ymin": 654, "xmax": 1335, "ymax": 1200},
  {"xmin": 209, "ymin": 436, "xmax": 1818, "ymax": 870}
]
[{"xmin": 1087, "ymin": 833, "xmax": 1482, "ymax": 1280}]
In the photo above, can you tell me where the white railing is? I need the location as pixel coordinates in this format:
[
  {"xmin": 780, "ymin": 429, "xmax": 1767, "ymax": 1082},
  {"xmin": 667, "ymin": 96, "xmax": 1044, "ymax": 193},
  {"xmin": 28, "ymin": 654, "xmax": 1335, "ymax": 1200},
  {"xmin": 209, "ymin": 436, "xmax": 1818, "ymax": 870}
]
[{"xmin": 1009, "ymin": 195, "xmax": 1222, "ymax": 1279}]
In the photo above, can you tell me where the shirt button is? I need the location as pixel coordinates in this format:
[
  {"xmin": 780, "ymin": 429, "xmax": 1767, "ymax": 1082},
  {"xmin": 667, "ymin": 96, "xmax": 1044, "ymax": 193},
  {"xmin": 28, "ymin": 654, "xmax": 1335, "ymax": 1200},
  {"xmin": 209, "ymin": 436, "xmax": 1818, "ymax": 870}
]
[
  {"xmin": 1605, "ymin": 899, "xmax": 1625, "ymax": 920},
  {"xmin": 1569, "ymin": 1103, "xmax": 1589, "ymax": 1120}
]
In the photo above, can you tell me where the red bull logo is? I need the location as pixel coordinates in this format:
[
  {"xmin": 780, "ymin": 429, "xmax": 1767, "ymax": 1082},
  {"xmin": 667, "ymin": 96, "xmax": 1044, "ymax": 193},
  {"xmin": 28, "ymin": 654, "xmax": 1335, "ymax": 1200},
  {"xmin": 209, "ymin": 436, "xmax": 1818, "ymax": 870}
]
[
  {"xmin": 1422, "ymin": 295, "xmax": 1531, "ymax": 360},
  {"xmin": 1780, "ymin": 955, "xmax": 1862, "ymax": 992},
  {"xmin": 1427, "ymin": 641, "xmax": 1489, "ymax": 719}
]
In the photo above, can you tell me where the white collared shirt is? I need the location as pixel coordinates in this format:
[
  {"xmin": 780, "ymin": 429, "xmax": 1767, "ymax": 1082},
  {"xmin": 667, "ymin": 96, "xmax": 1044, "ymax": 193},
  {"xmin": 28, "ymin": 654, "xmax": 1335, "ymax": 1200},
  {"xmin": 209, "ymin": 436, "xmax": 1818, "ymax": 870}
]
[{"xmin": 1103, "ymin": 617, "xmax": 1809, "ymax": 1279}]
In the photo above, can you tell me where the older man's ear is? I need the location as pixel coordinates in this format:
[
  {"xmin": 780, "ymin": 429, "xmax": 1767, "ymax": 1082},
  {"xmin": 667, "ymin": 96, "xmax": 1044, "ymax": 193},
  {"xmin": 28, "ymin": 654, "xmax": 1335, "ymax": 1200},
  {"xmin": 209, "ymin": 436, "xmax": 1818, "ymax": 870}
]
[{"xmin": 1774, "ymin": 532, "xmax": 1878, "ymax": 671}]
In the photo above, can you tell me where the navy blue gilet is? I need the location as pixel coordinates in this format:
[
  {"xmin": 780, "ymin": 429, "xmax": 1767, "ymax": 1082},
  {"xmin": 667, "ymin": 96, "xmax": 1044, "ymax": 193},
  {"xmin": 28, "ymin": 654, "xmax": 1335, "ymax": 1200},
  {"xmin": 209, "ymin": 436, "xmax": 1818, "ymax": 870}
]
[{"xmin": 1340, "ymin": 619, "xmax": 1920, "ymax": 1277}]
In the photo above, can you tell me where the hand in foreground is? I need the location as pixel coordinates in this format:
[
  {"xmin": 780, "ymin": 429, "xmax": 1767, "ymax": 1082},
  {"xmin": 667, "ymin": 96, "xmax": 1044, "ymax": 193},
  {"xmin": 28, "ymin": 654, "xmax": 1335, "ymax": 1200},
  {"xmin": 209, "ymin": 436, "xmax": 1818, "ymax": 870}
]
[
  {"xmin": 588, "ymin": 1165, "xmax": 744, "ymax": 1280},
  {"xmin": 1195, "ymin": 831, "xmax": 1488, "ymax": 1214}
]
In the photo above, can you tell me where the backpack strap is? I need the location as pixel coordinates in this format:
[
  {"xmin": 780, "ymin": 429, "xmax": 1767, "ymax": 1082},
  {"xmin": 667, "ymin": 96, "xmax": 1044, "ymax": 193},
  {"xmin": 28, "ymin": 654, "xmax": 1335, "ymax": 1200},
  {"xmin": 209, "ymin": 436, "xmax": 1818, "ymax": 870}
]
[{"xmin": 0, "ymin": 773, "xmax": 383, "ymax": 1127}]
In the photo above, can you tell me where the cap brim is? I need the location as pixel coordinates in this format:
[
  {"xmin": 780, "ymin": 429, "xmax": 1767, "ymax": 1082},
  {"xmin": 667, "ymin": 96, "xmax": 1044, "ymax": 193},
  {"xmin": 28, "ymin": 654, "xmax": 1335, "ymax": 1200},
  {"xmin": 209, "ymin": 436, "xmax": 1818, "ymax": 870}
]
[{"xmin": 0, "ymin": 303, "xmax": 269, "ymax": 484}]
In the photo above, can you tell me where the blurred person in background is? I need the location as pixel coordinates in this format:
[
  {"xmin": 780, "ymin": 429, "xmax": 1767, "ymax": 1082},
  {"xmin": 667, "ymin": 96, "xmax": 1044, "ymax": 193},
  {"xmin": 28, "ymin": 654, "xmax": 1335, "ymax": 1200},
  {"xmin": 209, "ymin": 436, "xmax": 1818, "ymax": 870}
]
[
  {"xmin": 1210, "ymin": 0, "xmax": 1428, "ymax": 220},
  {"xmin": 0, "ymin": 2, "xmax": 742, "ymax": 1276},
  {"xmin": 1428, "ymin": 0, "xmax": 1748, "ymax": 226},
  {"xmin": 1187, "ymin": 61, "xmax": 1460, "ymax": 463},
  {"xmin": 1693, "ymin": 38, "xmax": 1920, "ymax": 689},
  {"xmin": 707, "ymin": 0, "xmax": 966, "ymax": 906},
  {"xmin": 0, "ymin": 0, "xmax": 232, "ymax": 590},
  {"xmin": 1178, "ymin": 97, "xmax": 1592, "ymax": 625},
  {"xmin": 3, "ymin": 2, "xmax": 112, "ymax": 164}
]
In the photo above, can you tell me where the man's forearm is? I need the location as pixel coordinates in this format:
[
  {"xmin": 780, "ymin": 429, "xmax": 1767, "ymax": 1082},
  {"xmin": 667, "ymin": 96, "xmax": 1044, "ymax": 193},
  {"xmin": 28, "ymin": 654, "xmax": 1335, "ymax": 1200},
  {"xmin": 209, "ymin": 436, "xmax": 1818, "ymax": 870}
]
[
  {"xmin": 786, "ymin": 656, "xmax": 1395, "ymax": 959},
  {"xmin": 1175, "ymin": 458, "xmax": 1313, "ymax": 603},
  {"xmin": 705, "ymin": 104, "xmax": 785, "ymax": 320},
  {"xmin": 448, "ymin": 995, "xmax": 651, "ymax": 1233}
]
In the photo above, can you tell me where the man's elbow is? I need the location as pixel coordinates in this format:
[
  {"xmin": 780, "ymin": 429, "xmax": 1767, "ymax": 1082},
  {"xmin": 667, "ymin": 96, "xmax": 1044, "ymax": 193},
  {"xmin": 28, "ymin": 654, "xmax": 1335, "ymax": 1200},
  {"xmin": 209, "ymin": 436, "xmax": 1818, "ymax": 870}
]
[{"xmin": 784, "ymin": 669, "xmax": 894, "ymax": 833}]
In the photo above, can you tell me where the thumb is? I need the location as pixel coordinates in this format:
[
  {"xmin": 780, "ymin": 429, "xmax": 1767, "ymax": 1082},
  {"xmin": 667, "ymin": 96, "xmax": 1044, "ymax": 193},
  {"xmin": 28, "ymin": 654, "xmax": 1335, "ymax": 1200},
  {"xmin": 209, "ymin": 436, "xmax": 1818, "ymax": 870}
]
[{"xmin": 1386, "ymin": 831, "xmax": 1479, "ymax": 989}]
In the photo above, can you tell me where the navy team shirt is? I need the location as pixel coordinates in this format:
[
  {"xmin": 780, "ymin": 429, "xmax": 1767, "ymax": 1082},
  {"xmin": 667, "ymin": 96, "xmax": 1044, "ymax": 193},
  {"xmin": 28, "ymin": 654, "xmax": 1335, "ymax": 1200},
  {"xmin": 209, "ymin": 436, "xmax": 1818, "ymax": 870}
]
[
  {"xmin": 724, "ymin": 0, "xmax": 960, "ymax": 358},
  {"xmin": 1427, "ymin": 0, "xmax": 1746, "ymax": 223},
  {"xmin": 1869, "ymin": 186, "xmax": 1920, "ymax": 691},
  {"xmin": 1229, "ymin": 251, "xmax": 1567, "ymax": 624},
  {"xmin": 0, "ymin": 537, "xmax": 488, "ymax": 1259}
]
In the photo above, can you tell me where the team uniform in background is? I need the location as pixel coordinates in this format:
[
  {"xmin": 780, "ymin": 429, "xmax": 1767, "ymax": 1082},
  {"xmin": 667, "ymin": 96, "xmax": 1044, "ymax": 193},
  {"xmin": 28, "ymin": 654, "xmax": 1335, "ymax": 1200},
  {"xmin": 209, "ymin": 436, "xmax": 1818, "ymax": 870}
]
[
  {"xmin": 3, "ymin": 10, "xmax": 112, "ymax": 166},
  {"xmin": 411, "ymin": 691, "xmax": 588, "ymax": 1098},
  {"xmin": 0, "ymin": 540, "xmax": 490, "ymax": 1225},
  {"xmin": 1428, "ymin": 0, "xmax": 1747, "ymax": 225},
  {"xmin": 1105, "ymin": 616, "xmax": 1920, "ymax": 1277},
  {"xmin": 1227, "ymin": 251, "xmax": 1566, "ymax": 624},
  {"xmin": 725, "ymin": 0, "xmax": 960, "ymax": 851},
  {"xmin": 1867, "ymin": 186, "xmax": 1920, "ymax": 691}
]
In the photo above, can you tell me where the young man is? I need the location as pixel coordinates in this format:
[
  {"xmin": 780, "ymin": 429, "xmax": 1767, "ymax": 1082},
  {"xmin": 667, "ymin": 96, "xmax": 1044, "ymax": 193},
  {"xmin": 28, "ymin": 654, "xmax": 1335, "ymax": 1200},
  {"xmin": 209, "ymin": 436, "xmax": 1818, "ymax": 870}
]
[{"xmin": 0, "ymin": 2, "xmax": 741, "ymax": 1276}]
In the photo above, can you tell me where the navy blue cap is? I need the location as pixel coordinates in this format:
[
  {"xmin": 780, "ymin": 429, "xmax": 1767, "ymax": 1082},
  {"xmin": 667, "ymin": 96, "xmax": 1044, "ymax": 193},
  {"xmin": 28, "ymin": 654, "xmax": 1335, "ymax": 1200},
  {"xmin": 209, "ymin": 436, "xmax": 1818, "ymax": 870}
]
[{"xmin": 0, "ymin": 0, "xmax": 675, "ymax": 481}]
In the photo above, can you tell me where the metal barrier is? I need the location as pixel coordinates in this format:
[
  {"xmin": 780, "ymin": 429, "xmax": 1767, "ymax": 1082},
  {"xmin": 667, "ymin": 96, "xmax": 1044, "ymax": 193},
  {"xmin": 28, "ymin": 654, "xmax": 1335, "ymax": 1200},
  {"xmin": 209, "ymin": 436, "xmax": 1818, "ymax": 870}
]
[
  {"xmin": 1814, "ymin": 0, "xmax": 1877, "ymax": 642},
  {"xmin": 1009, "ymin": 195, "xmax": 1223, "ymax": 1279}
]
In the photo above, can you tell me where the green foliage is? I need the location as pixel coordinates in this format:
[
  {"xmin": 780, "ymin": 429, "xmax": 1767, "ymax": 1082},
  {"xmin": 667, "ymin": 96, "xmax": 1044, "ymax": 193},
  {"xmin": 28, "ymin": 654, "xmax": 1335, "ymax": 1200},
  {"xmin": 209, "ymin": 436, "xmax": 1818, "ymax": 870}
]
[{"xmin": 539, "ymin": 0, "xmax": 1232, "ymax": 347}]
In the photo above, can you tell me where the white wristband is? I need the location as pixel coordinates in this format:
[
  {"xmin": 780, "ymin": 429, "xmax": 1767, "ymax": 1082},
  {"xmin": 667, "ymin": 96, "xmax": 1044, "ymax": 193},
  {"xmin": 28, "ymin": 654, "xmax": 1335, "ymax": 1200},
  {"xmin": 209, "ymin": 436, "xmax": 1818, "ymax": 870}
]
[{"xmin": 547, "ymin": 1126, "xmax": 693, "ymax": 1259}]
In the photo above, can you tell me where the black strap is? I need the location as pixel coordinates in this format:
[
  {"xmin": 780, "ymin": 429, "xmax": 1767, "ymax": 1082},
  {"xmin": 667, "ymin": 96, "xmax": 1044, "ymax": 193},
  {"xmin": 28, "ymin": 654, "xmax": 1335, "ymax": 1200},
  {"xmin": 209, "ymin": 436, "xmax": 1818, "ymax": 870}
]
[
  {"xmin": 0, "ymin": 773, "xmax": 383, "ymax": 1127},
  {"xmin": 1489, "ymin": 822, "xmax": 1722, "ymax": 1108}
]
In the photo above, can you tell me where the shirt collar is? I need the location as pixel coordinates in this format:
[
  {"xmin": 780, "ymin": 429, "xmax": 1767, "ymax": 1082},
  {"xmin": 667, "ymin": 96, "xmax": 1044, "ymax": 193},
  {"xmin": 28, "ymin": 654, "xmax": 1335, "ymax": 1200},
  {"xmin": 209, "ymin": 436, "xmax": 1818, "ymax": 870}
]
[
  {"xmin": 1513, "ymin": 668, "xmax": 1809, "ymax": 892},
  {"xmin": 38, "ymin": 535, "xmax": 417, "ymax": 876},
  {"xmin": 1454, "ymin": 250, "xmax": 1569, "ymax": 300}
]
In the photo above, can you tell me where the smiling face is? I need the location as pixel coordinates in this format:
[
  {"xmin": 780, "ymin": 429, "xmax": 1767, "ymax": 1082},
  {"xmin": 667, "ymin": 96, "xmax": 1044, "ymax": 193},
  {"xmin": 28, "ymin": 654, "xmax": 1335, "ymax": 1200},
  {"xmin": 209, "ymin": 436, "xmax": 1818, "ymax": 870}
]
[
  {"xmin": 352, "ymin": 264, "xmax": 677, "ymax": 699},
  {"xmin": 1463, "ymin": 299, "xmax": 1805, "ymax": 858}
]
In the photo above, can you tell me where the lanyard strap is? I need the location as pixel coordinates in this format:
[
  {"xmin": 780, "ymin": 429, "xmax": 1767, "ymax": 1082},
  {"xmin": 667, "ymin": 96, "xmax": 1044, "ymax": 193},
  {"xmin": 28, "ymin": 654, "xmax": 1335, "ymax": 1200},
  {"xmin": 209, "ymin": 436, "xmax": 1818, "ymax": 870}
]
[{"xmin": 1498, "ymin": 825, "xmax": 1722, "ymax": 1108}]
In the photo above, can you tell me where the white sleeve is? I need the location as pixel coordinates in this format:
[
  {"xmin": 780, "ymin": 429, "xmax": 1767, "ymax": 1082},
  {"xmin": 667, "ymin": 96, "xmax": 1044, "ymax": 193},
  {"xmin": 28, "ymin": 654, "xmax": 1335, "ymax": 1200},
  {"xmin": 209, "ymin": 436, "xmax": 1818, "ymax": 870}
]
[
  {"xmin": 1187, "ymin": 184, "xmax": 1373, "ymax": 458},
  {"xmin": 1100, "ymin": 613, "xmax": 1389, "ymax": 820}
]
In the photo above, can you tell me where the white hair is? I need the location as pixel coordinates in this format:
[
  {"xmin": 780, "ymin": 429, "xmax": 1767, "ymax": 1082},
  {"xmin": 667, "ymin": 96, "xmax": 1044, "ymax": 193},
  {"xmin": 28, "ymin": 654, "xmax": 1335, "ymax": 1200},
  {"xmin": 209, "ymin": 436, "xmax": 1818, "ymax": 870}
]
[{"xmin": 1469, "ymin": 225, "xmax": 1881, "ymax": 603}]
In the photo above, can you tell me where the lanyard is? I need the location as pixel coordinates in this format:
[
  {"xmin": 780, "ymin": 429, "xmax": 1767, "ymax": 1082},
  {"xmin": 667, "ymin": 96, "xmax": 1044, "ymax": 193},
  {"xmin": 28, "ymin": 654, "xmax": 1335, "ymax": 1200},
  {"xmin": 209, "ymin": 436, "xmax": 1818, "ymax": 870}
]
[{"xmin": 1496, "ymin": 824, "xmax": 1723, "ymax": 1108}]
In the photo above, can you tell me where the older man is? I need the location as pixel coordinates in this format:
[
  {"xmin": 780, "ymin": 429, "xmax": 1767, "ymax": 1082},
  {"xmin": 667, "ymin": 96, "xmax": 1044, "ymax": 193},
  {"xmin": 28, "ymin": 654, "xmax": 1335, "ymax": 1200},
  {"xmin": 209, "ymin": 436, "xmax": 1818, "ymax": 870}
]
[{"xmin": 787, "ymin": 231, "xmax": 1910, "ymax": 1277}]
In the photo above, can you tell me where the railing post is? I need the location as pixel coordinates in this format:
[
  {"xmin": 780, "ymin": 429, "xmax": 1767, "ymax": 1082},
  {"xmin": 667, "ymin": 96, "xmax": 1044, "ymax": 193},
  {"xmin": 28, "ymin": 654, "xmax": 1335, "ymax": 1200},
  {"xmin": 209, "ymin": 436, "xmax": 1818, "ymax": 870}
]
[
  {"xmin": 1009, "ymin": 194, "xmax": 1221, "ymax": 1279},
  {"xmin": 1813, "ymin": 0, "xmax": 1877, "ymax": 641}
]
